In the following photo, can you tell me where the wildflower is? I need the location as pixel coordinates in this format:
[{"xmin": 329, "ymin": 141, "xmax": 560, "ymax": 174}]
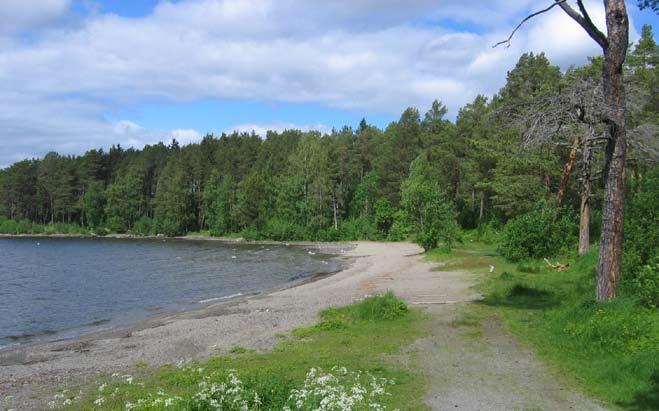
[{"xmin": 94, "ymin": 396, "xmax": 105, "ymax": 406}]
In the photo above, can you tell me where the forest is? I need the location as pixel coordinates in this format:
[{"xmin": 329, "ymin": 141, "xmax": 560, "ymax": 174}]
[{"xmin": 1, "ymin": 26, "xmax": 657, "ymax": 303}]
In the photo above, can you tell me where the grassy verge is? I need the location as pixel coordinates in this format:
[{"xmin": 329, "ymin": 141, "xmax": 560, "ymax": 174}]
[
  {"xmin": 427, "ymin": 243, "xmax": 659, "ymax": 410},
  {"xmin": 51, "ymin": 292, "xmax": 428, "ymax": 410}
]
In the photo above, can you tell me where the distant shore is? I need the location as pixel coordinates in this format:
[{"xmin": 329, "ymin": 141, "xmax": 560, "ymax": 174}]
[{"xmin": 0, "ymin": 232, "xmax": 353, "ymax": 249}]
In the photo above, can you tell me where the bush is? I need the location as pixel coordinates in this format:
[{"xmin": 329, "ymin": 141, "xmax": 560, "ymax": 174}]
[
  {"xmin": 388, "ymin": 210, "xmax": 414, "ymax": 241},
  {"xmin": 105, "ymin": 216, "xmax": 127, "ymax": 233},
  {"xmin": 263, "ymin": 218, "xmax": 303, "ymax": 241},
  {"xmin": 132, "ymin": 216, "xmax": 154, "ymax": 236},
  {"xmin": 629, "ymin": 260, "xmax": 658, "ymax": 309},
  {"xmin": 338, "ymin": 218, "xmax": 379, "ymax": 240},
  {"xmin": 374, "ymin": 198, "xmax": 395, "ymax": 236},
  {"xmin": 498, "ymin": 207, "xmax": 577, "ymax": 261},
  {"xmin": 562, "ymin": 298, "xmax": 657, "ymax": 354},
  {"xmin": 353, "ymin": 291, "xmax": 408, "ymax": 321},
  {"xmin": 622, "ymin": 168, "xmax": 658, "ymax": 307},
  {"xmin": 476, "ymin": 220, "xmax": 500, "ymax": 244},
  {"xmin": 155, "ymin": 218, "xmax": 184, "ymax": 237}
]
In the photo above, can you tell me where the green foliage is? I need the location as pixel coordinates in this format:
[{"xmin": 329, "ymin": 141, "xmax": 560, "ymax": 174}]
[
  {"xmin": 498, "ymin": 207, "xmax": 577, "ymax": 261},
  {"xmin": 401, "ymin": 155, "xmax": 459, "ymax": 251},
  {"xmin": 155, "ymin": 218, "xmax": 183, "ymax": 237},
  {"xmin": 352, "ymin": 291, "xmax": 408, "ymax": 321},
  {"xmin": 105, "ymin": 216, "xmax": 127, "ymax": 233},
  {"xmin": 132, "ymin": 216, "xmax": 154, "ymax": 236},
  {"xmin": 0, "ymin": 216, "xmax": 88, "ymax": 235},
  {"xmin": 623, "ymin": 168, "xmax": 659, "ymax": 307},
  {"xmin": 105, "ymin": 168, "xmax": 145, "ymax": 231},
  {"xmin": 475, "ymin": 220, "xmax": 500, "ymax": 244},
  {"xmin": 262, "ymin": 218, "xmax": 304, "ymax": 241},
  {"xmin": 337, "ymin": 218, "xmax": 379, "ymax": 240},
  {"xmin": 373, "ymin": 197, "xmax": 395, "ymax": 236},
  {"xmin": 82, "ymin": 181, "xmax": 106, "ymax": 228}
]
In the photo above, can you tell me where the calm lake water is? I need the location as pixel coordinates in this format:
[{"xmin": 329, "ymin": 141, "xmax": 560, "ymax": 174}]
[{"xmin": 0, "ymin": 237, "xmax": 342, "ymax": 348}]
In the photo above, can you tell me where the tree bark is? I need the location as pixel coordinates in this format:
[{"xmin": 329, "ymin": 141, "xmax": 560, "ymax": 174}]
[
  {"xmin": 596, "ymin": 0, "xmax": 629, "ymax": 301},
  {"xmin": 578, "ymin": 138, "xmax": 593, "ymax": 256},
  {"xmin": 557, "ymin": 136, "xmax": 581, "ymax": 207}
]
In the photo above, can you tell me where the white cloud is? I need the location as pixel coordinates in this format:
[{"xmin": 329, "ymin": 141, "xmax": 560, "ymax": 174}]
[
  {"xmin": 0, "ymin": 0, "xmax": 71, "ymax": 34},
  {"xmin": 0, "ymin": 0, "xmax": 642, "ymax": 167}
]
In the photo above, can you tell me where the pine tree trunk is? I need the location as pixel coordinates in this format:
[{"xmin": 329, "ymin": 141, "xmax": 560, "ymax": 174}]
[
  {"xmin": 596, "ymin": 0, "xmax": 628, "ymax": 301},
  {"xmin": 579, "ymin": 138, "xmax": 593, "ymax": 256}
]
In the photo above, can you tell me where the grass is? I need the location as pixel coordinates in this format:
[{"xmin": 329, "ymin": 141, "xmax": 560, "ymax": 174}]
[
  {"xmin": 52, "ymin": 293, "xmax": 428, "ymax": 410},
  {"xmin": 428, "ymin": 242, "xmax": 659, "ymax": 411}
]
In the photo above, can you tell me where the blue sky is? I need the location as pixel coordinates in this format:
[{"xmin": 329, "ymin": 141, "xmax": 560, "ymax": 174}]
[{"xmin": 0, "ymin": 0, "xmax": 656, "ymax": 167}]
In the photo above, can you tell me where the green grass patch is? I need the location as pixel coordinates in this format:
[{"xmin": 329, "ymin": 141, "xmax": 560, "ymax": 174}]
[
  {"xmin": 54, "ymin": 293, "xmax": 428, "ymax": 410},
  {"xmin": 429, "ymin": 243, "xmax": 659, "ymax": 410}
]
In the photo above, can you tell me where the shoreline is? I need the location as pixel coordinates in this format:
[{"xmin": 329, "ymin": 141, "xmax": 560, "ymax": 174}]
[
  {"xmin": 0, "ymin": 232, "xmax": 354, "ymax": 249},
  {"xmin": 1, "ymin": 242, "xmax": 473, "ymax": 410},
  {"xmin": 0, "ymin": 241, "xmax": 354, "ymax": 352}
]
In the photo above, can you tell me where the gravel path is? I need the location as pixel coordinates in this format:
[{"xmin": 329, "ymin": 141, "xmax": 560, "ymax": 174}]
[{"xmin": 1, "ymin": 241, "xmax": 608, "ymax": 410}]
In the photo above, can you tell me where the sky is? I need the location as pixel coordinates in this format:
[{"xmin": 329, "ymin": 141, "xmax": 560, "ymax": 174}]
[{"xmin": 0, "ymin": 0, "xmax": 656, "ymax": 168}]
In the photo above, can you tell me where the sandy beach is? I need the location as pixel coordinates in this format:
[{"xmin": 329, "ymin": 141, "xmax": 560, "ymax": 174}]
[{"xmin": 1, "ymin": 241, "xmax": 476, "ymax": 409}]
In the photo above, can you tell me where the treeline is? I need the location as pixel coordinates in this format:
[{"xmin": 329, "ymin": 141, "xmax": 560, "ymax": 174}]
[{"xmin": 0, "ymin": 27, "xmax": 656, "ymax": 253}]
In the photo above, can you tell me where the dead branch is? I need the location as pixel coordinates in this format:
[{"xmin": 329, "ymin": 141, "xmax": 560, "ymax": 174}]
[
  {"xmin": 544, "ymin": 258, "xmax": 571, "ymax": 271},
  {"xmin": 493, "ymin": 1, "xmax": 566, "ymax": 48}
]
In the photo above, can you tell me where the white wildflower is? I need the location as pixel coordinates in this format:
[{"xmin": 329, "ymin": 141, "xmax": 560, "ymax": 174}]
[{"xmin": 93, "ymin": 396, "xmax": 105, "ymax": 406}]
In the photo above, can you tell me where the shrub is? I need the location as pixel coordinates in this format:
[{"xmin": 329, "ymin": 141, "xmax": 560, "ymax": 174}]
[
  {"xmin": 132, "ymin": 216, "xmax": 154, "ymax": 236},
  {"xmin": 105, "ymin": 216, "xmax": 127, "ymax": 233},
  {"xmin": 338, "ymin": 218, "xmax": 379, "ymax": 240},
  {"xmin": 155, "ymin": 218, "xmax": 183, "ymax": 237},
  {"xmin": 263, "ymin": 218, "xmax": 303, "ymax": 241},
  {"xmin": 622, "ymin": 168, "xmax": 658, "ymax": 307},
  {"xmin": 353, "ymin": 291, "xmax": 408, "ymax": 321},
  {"xmin": 498, "ymin": 207, "xmax": 577, "ymax": 261},
  {"xmin": 476, "ymin": 220, "xmax": 500, "ymax": 244},
  {"xmin": 374, "ymin": 198, "xmax": 395, "ymax": 236},
  {"xmin": 562, "ymin": 299, "xmax": 657, "ymax": 353},
  {"xmin": 388, "ymin": 210, "xmax": 414, "ymax": 241},
  {"xmin": 628, "ymin": 260, "xmax": 658, "ymax": 309}
]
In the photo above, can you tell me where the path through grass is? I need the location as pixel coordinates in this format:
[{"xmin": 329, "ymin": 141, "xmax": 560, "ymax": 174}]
[{"xmin": 427, "ymin": 243, "xmax": 659, "ymax": 411}]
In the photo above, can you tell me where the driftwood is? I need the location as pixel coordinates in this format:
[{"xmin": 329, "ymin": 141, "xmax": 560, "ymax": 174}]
[{"xmin": 544, "ymin": 258, "xmax": 570, "ymax": 272}]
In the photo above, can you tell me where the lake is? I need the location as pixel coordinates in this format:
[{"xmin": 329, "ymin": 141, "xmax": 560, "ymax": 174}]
[{"xmin": 0, "ymin": 237, "xmax": 342, "ymax": 349}]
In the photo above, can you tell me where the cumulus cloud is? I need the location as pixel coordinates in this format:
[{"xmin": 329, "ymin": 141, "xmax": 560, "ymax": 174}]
[
  {"xmin": 0, "ymin": 0, "xmax": 643, "ymax": 167},
  {"xmin": 0, "ymin": 0, "xmax": 71, "ymax": 34}
]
